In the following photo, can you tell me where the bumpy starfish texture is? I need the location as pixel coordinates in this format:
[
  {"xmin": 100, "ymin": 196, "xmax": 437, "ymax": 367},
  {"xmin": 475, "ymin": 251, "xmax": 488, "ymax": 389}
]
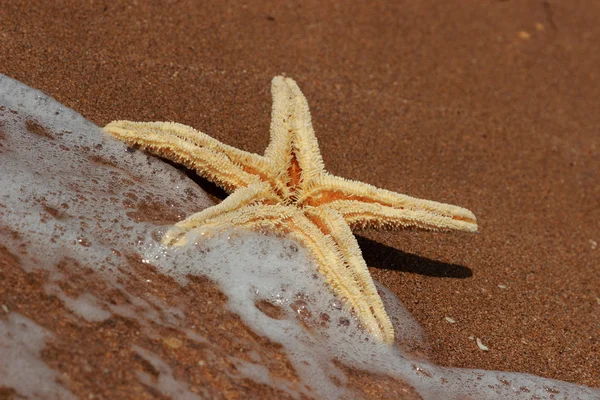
[{"xmin": 104, "ymin": 76, "xmax": 478, "ymax": 344}]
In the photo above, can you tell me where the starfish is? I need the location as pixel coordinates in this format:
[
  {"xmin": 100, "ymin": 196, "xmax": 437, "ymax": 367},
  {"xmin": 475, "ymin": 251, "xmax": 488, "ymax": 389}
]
[{"xmin": 104, "ymin": 76, "xmax": 477, "ymax": 344}]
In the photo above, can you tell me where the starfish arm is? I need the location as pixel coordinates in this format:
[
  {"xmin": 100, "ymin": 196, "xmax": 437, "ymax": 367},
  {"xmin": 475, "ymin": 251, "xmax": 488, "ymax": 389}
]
[
  {"xmin": 301, "ymin": 175, "xmax": 478, "ymax": 232},
  {"xmin": 282, "ymin": 77, "xmax": 326, "ymax": 178},
  {"xmin": 264, "ymin": 77, "xmax": 295, "ymax": 172},
  {"xmin": 306, "ymin": 207, "xmax": 395, "ymax": 344},
  {"xmin": 324, "ymin": 200, "xmax": 478, "ymax": 232},
  {"xmin": 104, "ymin": 120, "xmax": 267, "ymax": 192},
  {"xmin": 264, "ymin": 77, "xmax": 326, "ymax": 189},
  {"xmin": 163, "ymin": 182, "xmax": 278, "ymax": 246}
]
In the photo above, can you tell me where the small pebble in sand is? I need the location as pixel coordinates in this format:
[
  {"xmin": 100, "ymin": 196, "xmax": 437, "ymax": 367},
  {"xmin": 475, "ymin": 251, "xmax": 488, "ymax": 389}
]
[
  {"xmin": 476, "ymin": 338, "xmax": 489, "ymax": 351},
  {"xmin": 518, "ymin": 31, "xmax": 531, "ymax": 40},
  {"xmin": 535, "ymin": 22, "xmax": 545, "ymax": 31},
  {"xmin": 498, "ymin": 284, "xmax": 507, "ymax": 289},
  {"xmin": 444, "ymin": 317, "xmax": 456, "ymax": 324},
  {"xmin": 163, "ymin": 337, "xmax": 183, "ymax": 349}
]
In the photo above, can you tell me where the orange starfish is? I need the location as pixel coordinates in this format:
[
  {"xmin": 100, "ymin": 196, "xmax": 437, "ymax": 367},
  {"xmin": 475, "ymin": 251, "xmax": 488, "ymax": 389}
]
[{"xmin": 104, "ymin": 76, "xmax": 478, "ymax": 344}]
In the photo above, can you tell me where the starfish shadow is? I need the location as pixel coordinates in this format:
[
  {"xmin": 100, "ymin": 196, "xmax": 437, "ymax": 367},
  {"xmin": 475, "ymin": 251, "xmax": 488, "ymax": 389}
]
[
  {"xmin": 356, "ymin": 236, "xmax": 472, "ymax": 279},
  {"xmin": 150, "ymin": 154, "xmax": 229, "ymax": 200}
]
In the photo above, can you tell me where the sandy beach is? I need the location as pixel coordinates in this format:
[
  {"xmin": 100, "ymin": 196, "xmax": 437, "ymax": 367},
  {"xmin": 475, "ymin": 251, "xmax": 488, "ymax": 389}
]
[{"xmin": 1, "ymin": 1, "xmax": 598, "ymax": 398}]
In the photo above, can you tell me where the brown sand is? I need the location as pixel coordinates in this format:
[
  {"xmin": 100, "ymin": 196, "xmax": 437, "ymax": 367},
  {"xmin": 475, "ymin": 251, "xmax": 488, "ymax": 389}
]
[{"xmin": 1, "ymin": 0, "xmax": 599, "ymax": 397}]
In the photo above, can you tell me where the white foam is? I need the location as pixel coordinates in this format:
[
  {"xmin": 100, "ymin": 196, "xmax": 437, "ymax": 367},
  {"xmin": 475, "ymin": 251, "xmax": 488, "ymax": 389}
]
[
  {"xmin": 0, "ymin": 313, "xmax": 77, "ymax": 400},
  {"xmin": 144, "ymin": 229, "xmax": 600, "ymax": 400},
  {"xmin": 44, "ymin": 283, "xmax": 112, "ymax": 322},
  {"xmin": 0, "ymin": 73, "xmax": 214, "ymax": 275},
  {"xmin": 230, "ymin": 358, "xmax": 315, "ymax": 400},
  {"xmin": 133, "ymin": 345, "xmax": 204, "ymax": 399},
  {"xmin": 1, "ymin": 73, "xmax": 598, "ymax": 399}
]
